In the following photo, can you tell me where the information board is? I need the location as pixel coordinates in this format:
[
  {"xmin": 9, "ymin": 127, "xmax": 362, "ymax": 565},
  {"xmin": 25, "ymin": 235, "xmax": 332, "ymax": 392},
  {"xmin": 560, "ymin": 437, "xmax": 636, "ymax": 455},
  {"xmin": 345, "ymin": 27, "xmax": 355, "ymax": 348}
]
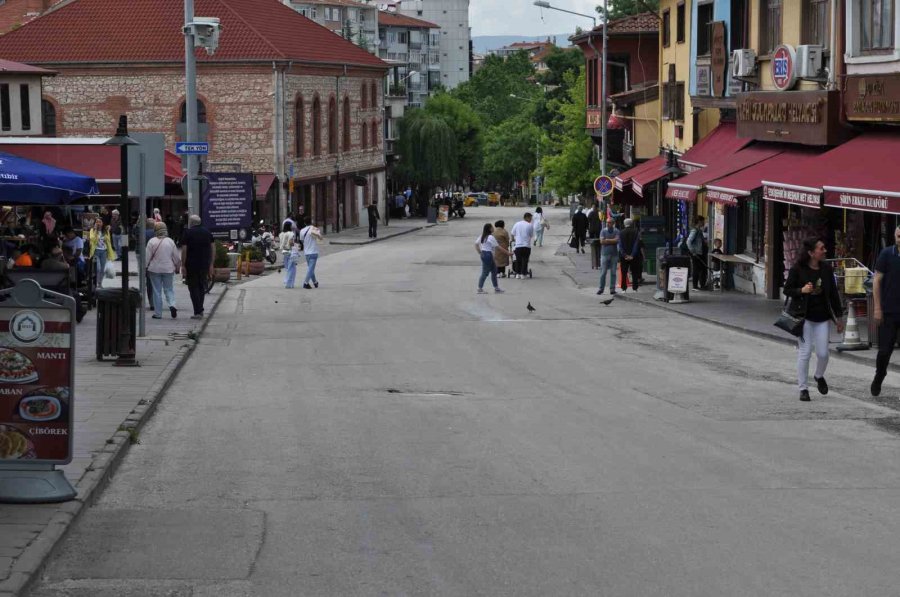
[
  {"xmin": 201, "ymin": 172, "xmax": 253, "ymax": 239},
  {"xmin": 0, "ymin": 305, "xmax": 73, "ymax": 464}
]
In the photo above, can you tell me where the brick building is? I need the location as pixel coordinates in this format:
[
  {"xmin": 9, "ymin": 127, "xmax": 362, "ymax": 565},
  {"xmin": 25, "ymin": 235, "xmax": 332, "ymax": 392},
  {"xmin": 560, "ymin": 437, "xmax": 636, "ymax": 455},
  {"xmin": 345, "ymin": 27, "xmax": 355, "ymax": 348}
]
[
  {"xmin": 0, "ymin": 0, "xmax": 389, "ymax": 231},
  {"xmin": 0, "ymin": 0, "xmax": 58, "ymax": 34}
]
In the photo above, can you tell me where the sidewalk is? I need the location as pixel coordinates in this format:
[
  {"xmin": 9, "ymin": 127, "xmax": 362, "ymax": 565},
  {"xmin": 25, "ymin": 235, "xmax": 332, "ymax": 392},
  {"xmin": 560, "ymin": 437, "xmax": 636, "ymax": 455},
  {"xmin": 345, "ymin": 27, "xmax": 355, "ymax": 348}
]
[
  {"xmin": 562, "ymin": 247, "xmax": 891, "ymax": 372},
  {"xmin": 326, "ymin": 218, "xmax": 433, "ymax": 245},
  {"xmin": 0, "ymin": 265, "xmax": 230, "ymax": 597}
]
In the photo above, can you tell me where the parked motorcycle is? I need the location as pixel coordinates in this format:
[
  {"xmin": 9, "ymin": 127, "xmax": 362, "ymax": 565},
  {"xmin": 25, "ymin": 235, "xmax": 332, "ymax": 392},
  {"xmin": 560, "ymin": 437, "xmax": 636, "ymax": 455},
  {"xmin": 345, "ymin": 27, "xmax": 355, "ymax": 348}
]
[
  {"xmin": 251, "ymin": 229, "xmax": 278, "ymax": 265},
  {"xmin": 449, "ymin": 198, "xmax": 466, "ymax": 219}
]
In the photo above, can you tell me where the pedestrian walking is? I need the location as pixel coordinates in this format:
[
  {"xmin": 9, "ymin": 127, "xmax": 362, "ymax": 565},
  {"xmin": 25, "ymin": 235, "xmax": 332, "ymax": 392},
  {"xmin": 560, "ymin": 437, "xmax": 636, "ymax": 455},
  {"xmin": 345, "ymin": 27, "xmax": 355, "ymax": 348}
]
[
  {"xmin": 784, "ymin": 237, "xmax": 844, "ymax": 402},
  {"xmin": 687, "ymin": 216, "xmax": 708, "ymax": 290},
  {"xmin": 146, "ymin": 222, "xmax": 181, "ymax": 319},
  {"xmin": 278, "ymin": 221, "xmax": 294, "ymax": 270},
  {"xmin": 367, "ymin": 201, "xmax": 380, "ymax": 239},
  {"xmin": 533, "ymin": 207, "xmax": 549, "ymax": 247},
  {"xmin": 109, "ymin": 209, "xmax": 122, "ymax": 259},
  {"xmin": 597, "ymin": 217, "xmax": 620, "ymax": 295},
  {"xmin": 587, "ymin": 201, "xmax": 602, "ymax": 239},
  {"xmin": 871, "ymin": 225, "xmax": 900, "ymax": 396},
  {"xmin": 475, "ymin": 223, "xmax": 510, "ymax": 294},
  {"xmin": 618, "ymin": 218, "xmax": 641, "ymax": 292},
  {"xmin": 571, "ymin": 207, "xmax": 588, "ymax": 254},
  {"xmin": 88, "ymin": 219, "xmax": 116, "ymax": 289},
  {"xmin": 510, "ymin": 213, "xmax": 534, "ymax": 279},
  {"xmin": 152, "ymin": 207, "xmax": 162, "ymax": 223},
  {"xmin": 283, "ymin": 230, "xmax": 301, "ymax": 289},
  {"xmin": 492, "ymin": 220, "xmax": 511, "ymax": 278},
  {"xmin": 298, "ymin": 223, "xmax": 323, "ymax": 289},
  {"xmin": 180, "ymin": 215, "xmax": 214, "ymax": 319}
]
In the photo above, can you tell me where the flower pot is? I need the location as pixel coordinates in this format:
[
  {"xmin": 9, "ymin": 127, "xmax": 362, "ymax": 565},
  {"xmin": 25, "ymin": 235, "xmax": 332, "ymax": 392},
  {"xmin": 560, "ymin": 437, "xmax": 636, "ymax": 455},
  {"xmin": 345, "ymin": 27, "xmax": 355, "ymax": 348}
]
[
  {"xmin": 213, "ymin": 268, "xmax": 231, "ymax": 282},
  {"xmin": 247, "ymin": 261, "xmax": 265, "ymax": 276}
]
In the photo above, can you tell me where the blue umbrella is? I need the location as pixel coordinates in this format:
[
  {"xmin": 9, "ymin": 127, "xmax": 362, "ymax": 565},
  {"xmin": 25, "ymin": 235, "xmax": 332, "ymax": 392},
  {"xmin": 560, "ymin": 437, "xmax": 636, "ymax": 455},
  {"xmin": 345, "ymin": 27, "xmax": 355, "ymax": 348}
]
[{"xmin": 0, "ymin": 152, "xmax": 98, "ymax": 204}]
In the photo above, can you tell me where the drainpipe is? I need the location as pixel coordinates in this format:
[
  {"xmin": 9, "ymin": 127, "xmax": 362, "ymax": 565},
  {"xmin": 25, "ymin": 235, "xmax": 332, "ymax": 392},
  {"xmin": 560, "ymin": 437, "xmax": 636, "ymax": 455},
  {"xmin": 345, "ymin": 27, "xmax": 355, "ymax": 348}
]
[{"xmin": 828, "ymin": 0, "xmax": 837, "ymax": 89}]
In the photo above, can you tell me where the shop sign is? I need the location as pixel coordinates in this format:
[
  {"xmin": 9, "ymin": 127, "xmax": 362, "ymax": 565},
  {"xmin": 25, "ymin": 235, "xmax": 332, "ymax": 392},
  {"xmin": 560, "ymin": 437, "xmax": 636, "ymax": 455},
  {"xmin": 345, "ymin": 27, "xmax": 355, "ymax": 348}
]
[
  {"xmin": 0, "ymin": 302, "xmax": 73, "ymax": 464},
  {"xmin": 844, "ymin": 74, "xmax": 900, "ymax": 122},
  {"xmin": 737, "ymin": 90, "xmax": 848, "ymax": 145},
  {"xmin": 771, "ymin": 44, "xmax": 797, "ymax": 91},
  {"xmin": 586, "ymin": 108, "xmax": 603, "ymax": 129},
  {"xmin": 668, "ymin": 267, "xmax": 689, "ymax": 292},
  {"xmin": 824, "ymin": 189, "xmax": 900, "ymax": 215},
  {"xmin": 665, "ymin": 185, "xmax": 697, "ymax": 201},
  {"xmin": 696, "ymin": 65, "xmax": 711, "ymax": 97},
  {"xmin": 711, "ymin": 22, "xmax": 728, "ymax": 97},
  {"xmin": 707, "ymin": 188, "xmax": 740, "ymax": 206},
  {"xmin": 763, "ymin": 184, "xmax": 821, "ymax": 208},
  {"xmin": 201, "ymin": 172, "xmax": 254, "ymax": 240}
]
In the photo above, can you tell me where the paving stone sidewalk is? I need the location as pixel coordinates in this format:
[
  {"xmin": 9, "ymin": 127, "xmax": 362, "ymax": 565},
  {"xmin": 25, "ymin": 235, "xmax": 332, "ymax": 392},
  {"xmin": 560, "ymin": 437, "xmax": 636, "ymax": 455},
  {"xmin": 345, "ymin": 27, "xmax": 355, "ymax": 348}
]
[
  {"xmin": 0, "ymin": 266, "xmax": 230, "ymax": 597},
  {"xmin": 562, "ymin": 246, "xmax": 892, "ymax": 372}
]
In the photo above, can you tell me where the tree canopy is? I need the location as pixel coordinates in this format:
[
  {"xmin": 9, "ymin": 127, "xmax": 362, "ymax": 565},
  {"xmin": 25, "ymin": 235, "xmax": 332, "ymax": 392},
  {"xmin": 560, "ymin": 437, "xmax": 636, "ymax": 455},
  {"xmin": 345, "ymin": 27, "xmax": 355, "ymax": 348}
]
[
  {"xmin": 598, "ymin": 0, "xmax": 659, "ymax": 21},
  {"xmin": 541, "ymin": 68, "xmax": 596, "ymax": 198},
  {"xmin": 394, "ymin": 109, "xmax": 458, "ymax": 196}
]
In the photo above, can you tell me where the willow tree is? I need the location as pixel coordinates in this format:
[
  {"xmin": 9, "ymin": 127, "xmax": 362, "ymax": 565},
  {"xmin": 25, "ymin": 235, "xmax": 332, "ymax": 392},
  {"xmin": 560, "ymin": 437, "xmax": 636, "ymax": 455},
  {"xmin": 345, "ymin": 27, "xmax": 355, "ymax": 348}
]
[{"xmin": 395, "ymin": 109, "xmax": 459, "ymax": 210}]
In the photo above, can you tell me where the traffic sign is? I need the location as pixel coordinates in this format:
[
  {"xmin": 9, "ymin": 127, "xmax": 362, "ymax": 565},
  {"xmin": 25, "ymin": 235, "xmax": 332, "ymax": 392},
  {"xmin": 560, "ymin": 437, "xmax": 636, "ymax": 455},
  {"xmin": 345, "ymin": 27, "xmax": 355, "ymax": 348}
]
[
  {"xmin": 594, "ymin": 175, "xmax": 614, "ymax": 197},
  {"xmin": 175, "ymin": 142, "xmax": 209, "ymax": 155}
]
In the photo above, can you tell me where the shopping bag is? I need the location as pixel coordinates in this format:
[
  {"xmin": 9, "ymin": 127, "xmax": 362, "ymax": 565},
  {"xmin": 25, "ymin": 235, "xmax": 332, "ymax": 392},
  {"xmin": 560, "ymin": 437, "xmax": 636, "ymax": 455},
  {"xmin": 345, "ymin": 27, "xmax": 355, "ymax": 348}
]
[
  {"xmin": 104, "ymin": 260, "xmax": 116, "ymax": 280},
  {"xmin": 568, "ymin": 234, "xmax": 578, "ymax": 249}
]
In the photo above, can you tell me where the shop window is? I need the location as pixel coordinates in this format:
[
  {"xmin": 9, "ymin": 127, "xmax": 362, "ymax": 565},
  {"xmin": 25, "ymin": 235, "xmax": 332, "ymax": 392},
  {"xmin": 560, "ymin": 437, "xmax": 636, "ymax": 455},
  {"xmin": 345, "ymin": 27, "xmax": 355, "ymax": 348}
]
[
  {"xmin": 663, "ymin": 9, "xmax": 671, "ymax": 47},
  {"xmin": 802, "ymin": 0, "xmax": 831, "ymax": 46},
  {"xmin": 739, "ymin": 196, "xmax": 764, "ymax": 257},
  {"xmin": 328, "ymin": 97, "xmax": 337, "ymax": 155},
  {"xmin": 41, "ymin": 99, "xmax": 56, "ymax": 136},
  {"xmin": 697, "ymin": 2, "xmax": 714, "ymax": 55},
  {"xmin": 859, "ymin": 0, "xmax": 894, "ymax": 51},
  {"xmin": 677, "ymin": 3, "xmax": 686, "ymax": 43},
  {"xmin": 342, "ymin": 97, "xmax": 351, "ymax": 152},
  {"xmin": 295, "ymin": 97, "xmax": 304, "ymax": 157},
  {"xmin": 760, "ymin": 0, "xmax": 783, "ymax": 54},
  {"xmin": 312, "ymin": 96, "xmax": 322, "ymax": 156}
]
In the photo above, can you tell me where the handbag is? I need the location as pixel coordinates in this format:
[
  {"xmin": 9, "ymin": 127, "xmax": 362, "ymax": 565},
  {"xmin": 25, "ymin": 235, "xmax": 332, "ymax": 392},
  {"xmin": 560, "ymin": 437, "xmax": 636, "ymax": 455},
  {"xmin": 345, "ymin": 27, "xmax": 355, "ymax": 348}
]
[
  {"xmin": 568, "ymin": 234, "xmax": 578, "ymax": 249},
  {"xmin": 774, "ymin": 295, "xmax": 806, "ymax": 337}
]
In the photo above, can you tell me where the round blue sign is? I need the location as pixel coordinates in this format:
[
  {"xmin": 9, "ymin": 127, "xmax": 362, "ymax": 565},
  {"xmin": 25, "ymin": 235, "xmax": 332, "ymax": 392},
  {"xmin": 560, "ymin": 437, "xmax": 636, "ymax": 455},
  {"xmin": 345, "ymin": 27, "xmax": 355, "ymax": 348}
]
[{"xmin": 594, "ymin": 175, "xmax": 614, "ymax": 197}]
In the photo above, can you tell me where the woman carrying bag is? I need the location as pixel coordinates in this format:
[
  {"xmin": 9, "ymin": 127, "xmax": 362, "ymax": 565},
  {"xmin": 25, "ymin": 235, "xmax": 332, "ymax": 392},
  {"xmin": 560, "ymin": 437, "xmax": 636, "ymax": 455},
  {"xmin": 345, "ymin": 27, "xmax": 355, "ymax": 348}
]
[
  {"xmin": 88, "ymin": 219, "xmax": 116, "ymax": 289},
  {"xmin": 783, "ymin": 238, "xmax": 844, "ymax": 402},
  {"xmin": 145, "ymin": 222, "xmax": 181, "ymax": 319},
  {"xmin": 492, "ymin": 220, "xmax": 510, "ymax": 278}
]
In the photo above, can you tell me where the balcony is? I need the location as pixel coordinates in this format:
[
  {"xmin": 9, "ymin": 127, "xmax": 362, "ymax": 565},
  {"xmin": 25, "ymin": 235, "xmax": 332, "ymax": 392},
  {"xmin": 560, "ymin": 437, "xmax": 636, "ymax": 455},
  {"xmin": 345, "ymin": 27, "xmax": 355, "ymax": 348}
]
[{"xmin": 388, "ymin": 84, "xmax": 407, "ymax": 98}]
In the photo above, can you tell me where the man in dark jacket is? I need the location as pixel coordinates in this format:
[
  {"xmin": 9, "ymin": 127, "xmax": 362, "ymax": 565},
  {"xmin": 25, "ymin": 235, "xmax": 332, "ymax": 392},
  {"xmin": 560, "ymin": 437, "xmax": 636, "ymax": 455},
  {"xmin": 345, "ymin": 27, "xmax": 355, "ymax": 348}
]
[
  {"xmin": 571, "ymin": 207, "xmax": 588, "ymax": 254},
  {"xmin": 618, "ymin": 218, "xmax": 641, "ymax": 292},
  {"xmin": 366, "ymin": 201, "xmax": 380, "ymax": 239},
  {"xmin": 180, "ymin": 215, "xmax": 214, "ymax": 319},
  {"xmin": 586, "ymin": 201, "xmax": 602, "ymax": 239},
  {"xmin": 872, "ymin": 225, "xmax": 900, "ymax": 396}
]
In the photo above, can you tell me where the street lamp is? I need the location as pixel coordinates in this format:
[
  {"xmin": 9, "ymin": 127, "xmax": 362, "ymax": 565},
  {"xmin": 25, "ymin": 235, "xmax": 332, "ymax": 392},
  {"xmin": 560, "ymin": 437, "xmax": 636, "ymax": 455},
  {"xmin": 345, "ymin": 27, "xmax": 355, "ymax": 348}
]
[
  {"xmin": 533, "ymin": 0, "xmax": 607, "ymax": 177},
  {"xmin": 104, "ymin": 115, "xmax": 139, "ymax": 366}
]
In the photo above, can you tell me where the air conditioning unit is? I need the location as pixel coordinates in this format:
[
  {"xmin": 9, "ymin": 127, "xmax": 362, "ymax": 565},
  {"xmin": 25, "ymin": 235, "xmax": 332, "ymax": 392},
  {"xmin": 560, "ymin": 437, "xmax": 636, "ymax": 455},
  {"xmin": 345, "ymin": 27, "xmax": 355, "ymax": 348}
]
[
  {"xmin": 796, "ymin": 45, "xmax": 824, "ymax": 78},
  {"xmin": 731, "ymin": 49, "xmax": 757, "ymax": 77}
]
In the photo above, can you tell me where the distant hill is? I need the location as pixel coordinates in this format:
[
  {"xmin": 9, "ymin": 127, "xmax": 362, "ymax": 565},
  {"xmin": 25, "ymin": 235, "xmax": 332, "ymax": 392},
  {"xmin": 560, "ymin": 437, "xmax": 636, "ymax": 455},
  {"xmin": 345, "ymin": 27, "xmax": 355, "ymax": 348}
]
[{"xmin": 472, "ymin": 33, "xmax": 575, "ymax": 54}]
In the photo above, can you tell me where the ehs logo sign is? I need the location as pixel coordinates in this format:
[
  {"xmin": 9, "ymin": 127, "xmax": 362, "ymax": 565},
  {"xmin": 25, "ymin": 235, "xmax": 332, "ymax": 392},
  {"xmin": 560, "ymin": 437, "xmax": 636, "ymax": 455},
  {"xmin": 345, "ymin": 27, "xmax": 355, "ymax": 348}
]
[{"xmin": 771, "ymin": 45, "xmax": 797, "ymax": 91}]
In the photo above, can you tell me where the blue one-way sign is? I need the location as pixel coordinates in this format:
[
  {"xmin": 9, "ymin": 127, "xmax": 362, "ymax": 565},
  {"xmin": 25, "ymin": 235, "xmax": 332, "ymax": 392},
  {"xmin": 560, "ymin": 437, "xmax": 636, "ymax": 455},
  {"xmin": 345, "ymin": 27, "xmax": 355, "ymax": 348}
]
[{"xmin": 175, "ymin": 142, "xmax": 209, "ymax": 155}]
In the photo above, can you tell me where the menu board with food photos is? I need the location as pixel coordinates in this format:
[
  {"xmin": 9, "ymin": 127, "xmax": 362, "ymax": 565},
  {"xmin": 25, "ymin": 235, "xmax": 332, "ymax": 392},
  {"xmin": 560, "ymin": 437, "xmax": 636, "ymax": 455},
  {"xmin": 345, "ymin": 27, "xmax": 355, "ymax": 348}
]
[{"xmin": 0, "ymin": 306, "xmax": 73, "ymax": 464}]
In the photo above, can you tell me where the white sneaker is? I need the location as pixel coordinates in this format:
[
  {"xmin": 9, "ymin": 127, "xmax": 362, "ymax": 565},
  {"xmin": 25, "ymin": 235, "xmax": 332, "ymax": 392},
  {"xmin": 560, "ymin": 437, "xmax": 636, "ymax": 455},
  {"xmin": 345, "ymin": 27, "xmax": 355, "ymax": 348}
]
[
  {"xmin": 477, "ymin": 288, "xmax": 486, "ymax": 294},
  {"xmin": 517, "ymin": 274, "xmax": 522, "ymax": 279}
]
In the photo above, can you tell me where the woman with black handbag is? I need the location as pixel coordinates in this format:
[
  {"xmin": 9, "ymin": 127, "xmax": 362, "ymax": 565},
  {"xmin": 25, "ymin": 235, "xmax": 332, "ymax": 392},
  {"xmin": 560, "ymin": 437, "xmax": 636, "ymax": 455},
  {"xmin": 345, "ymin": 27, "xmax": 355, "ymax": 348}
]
[{"xmin": 783, "ymin": 238, "xmax": 844, "ymax": 402}]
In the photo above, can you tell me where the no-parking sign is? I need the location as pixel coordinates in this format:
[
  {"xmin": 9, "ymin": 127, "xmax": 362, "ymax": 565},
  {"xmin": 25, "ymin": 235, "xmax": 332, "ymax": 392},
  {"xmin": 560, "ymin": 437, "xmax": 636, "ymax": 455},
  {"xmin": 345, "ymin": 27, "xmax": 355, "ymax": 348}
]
[{"xmin": 594, "ymin": 175, "xmax": 614, "ymax": 197}]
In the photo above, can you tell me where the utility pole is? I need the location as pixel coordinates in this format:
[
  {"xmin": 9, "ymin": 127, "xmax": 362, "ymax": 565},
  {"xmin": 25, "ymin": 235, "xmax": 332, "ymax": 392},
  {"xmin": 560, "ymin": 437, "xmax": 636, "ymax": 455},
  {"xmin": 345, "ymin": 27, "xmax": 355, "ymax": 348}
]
[
  {"xmin": 184, "ymin": 0, "xmax": 199, "ymax": 216},
  {"xmin": 600, "ymin": 0, "xmax": 608, "ymax": 176}
]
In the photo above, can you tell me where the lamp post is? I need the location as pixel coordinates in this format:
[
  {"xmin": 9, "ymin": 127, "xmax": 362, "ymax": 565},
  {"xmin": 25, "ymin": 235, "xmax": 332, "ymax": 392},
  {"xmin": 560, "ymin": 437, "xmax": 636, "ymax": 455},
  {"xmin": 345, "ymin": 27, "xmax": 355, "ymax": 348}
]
[
  {"xmin": 533, "ymin": 0, "xmax": 607, "ymax": 177},
  {"xmin": 104, "ymin": 115, "xmax": 139, "ymax": 366}
]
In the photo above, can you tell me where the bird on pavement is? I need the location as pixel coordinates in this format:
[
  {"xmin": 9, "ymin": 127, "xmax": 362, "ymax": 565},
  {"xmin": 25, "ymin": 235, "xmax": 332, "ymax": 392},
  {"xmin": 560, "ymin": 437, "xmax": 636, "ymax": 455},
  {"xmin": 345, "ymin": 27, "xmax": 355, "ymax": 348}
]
[
  {"xmin": 601, "ymin": 298, "xmax": 615, "ymax": 306},
  {"xmin": 527, "ymin": 302, "xmax": 536, "ymax": 312}
]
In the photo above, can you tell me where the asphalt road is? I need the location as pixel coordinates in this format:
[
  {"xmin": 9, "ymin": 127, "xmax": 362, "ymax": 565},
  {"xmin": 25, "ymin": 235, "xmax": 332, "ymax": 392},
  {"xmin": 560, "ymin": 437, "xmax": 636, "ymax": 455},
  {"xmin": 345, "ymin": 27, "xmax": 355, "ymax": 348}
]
[{"xmin": 28, "ymin": 207, "xmax": 900, "ymax": 597}]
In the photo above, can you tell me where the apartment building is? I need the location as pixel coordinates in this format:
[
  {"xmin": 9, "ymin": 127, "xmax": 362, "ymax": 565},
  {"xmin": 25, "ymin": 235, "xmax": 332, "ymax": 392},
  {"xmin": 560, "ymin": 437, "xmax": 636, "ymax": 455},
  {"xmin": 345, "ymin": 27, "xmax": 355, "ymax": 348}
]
[
  {"xmin": 387, "ymin": 0, "xmax": 470, "ymax": 89},
  {"xmin": 285, "ymin": 0, "xmax": 379, "ymax": 52}
]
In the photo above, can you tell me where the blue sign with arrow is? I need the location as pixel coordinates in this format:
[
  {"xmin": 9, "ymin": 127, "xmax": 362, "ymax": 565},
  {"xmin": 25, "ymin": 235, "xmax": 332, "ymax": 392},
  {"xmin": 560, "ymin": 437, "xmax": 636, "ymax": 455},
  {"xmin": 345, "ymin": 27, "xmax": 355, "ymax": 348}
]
[{"xmin": 175, "ymin": 142, "xmax": 209, "ymax": 155}]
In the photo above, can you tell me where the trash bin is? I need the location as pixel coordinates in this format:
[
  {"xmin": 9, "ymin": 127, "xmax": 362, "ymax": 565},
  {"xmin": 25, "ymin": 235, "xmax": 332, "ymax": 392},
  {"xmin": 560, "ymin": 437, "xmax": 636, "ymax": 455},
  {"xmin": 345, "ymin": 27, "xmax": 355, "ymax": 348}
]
[
  {"xmin": 659, "ymin": 253, "xmax": 692, "ymax": 303},
  {"xmin": 426, "ymin": 206, "xmax": 437, "ymax": 224},
  {"xmin": 96, "ymin": 287, "xmax": 140, "ymax": 361}
]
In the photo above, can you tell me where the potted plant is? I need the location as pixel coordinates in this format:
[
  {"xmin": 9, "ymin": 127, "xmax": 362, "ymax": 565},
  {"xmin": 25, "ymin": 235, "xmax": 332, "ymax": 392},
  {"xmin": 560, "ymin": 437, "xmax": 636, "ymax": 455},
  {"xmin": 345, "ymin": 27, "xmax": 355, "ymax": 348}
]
[
  {"xmin": 212, "ymin": 241, "xmax": 231, "ymax": 282},
  {"xmin": 246, "ymin": 244, "xmax": 265, "ymax": 275}
]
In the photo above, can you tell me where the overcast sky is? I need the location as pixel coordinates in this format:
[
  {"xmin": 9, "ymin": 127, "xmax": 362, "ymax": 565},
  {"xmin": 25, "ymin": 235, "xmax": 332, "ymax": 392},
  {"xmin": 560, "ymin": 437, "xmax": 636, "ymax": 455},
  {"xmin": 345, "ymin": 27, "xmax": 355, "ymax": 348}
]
[{"xmin": 470, "ymin": 0, "xmax": 599, "ymax": 37}]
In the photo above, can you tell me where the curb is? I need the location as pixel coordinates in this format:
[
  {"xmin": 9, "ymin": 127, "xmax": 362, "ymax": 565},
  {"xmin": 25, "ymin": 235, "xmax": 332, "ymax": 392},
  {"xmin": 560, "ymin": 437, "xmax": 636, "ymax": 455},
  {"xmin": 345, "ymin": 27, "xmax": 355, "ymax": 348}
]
[
  {"xmin": 329, "ymin": 224, "xmax": 434, "ymax": 246},
  {"xmin": 564, "ymin": 264, "xmax": 900, "ymax": 375},
  {"xmin": 0, "ymin": 286, "xmax": 229, "ymax": 597}
]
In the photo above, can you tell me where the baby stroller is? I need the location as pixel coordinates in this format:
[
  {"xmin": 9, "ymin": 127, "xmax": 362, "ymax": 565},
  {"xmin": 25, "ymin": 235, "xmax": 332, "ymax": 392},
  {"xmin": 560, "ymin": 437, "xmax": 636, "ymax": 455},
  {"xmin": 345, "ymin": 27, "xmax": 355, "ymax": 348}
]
[{"xmin": 510, "ymin": 250, "xmax": 533, "ymax": 279}]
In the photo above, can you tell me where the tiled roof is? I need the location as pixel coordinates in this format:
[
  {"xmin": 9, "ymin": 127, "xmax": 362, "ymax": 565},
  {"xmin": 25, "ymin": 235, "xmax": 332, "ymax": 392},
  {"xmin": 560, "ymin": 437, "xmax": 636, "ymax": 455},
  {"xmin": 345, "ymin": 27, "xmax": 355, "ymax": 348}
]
[
  {"xmin": 0, "ymin": 59, "xmax": 54, "ymax": 74},
  {"xmin": 571, "ymin": 11, "xmax": 658, "ymax": 41},
  {"xmin": 294, "ymin": 0, "xmax": 370, "ymax": 6},
  {"xmin": 0, "ymin": 0, "xmax": 387, "ymax": 67},
  {"xmin": 378, "ymin": 11, "xmax": 439, "ymax": 29}
]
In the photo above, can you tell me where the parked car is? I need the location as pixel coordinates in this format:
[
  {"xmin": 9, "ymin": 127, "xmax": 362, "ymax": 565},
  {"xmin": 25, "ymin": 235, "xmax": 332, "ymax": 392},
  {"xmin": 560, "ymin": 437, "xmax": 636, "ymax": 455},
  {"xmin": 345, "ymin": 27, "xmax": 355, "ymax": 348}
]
[{"xmin": 487, "ymin": 192, "xmax": 500, "ymax": 206}]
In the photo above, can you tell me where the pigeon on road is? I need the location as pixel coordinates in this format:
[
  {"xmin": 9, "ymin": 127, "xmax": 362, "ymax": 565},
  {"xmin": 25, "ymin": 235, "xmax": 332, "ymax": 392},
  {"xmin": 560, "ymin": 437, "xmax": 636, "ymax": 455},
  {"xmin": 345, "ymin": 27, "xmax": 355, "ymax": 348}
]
[
  {"xmin": 527, "ymin": 302, "xmax": 536, "ymax": 312},
  {"xmin": 601, "ymin": 298, "xmax": 614, "ymax": 306}
]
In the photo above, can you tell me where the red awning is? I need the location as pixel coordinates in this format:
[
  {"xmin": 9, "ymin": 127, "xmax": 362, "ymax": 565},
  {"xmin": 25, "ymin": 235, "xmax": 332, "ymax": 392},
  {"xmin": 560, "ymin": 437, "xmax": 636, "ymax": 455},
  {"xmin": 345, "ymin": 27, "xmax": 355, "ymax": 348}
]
[
  {"xmin": 0, "ymin": 142, "xmax": 120, "ymax": 182},
  {"xmin": 164, "ymin": 150, "xmax": 183, "ymax": 184},
  {"xmin": 665, "ymin": 145, "xmax": 784, "ymax": 202},
  {"xmin": 677, "ymin": 122, "xmax": 751, "ymax": 172},
  {"xmin": 632, "ymin": 157, "xmax": 669, "ymax": 196},
  {"xmin": 614, "ymin": 155, "xmax": 665, "ymax": 191},
  {"xmin": 255, "ymin": 173, "xmax": 277, "ymax": 200},
  {"xmin": 611, "ymin": 184, "xmax": 644, "ymax": 205},
  {"xmin": 706, "ymin": 148, "xmax": 823, "ymax": 206},
  {"xmin": 819, "ymin": 134, "xmax": 900, "ymax": 214}
]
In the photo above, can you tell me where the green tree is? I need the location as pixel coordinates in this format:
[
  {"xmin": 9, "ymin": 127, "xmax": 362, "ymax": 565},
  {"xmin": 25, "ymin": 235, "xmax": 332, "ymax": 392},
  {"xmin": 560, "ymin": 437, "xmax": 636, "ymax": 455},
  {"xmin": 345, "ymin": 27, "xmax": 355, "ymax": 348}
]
[
  {"xmin": 541, "ymin": 68, "xmax": 596, "ymax": 198},
  {"xmin": 479, "ymin": 115, "xmax": 540, "ymax": 192},
  {"xmin": 452, "ymin": 52, "xmax": 539, "ymax": 128},
  {"xmin": 598, "ymin": 0, "xmax": 659, "ymax": 21},
  {"xmin": 395, "ymin": 109, "xmax": 458, "ymax": 203},
  {"xmin": 423, "ymin": 93, "xmax": 483, "ymax": 186}
]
